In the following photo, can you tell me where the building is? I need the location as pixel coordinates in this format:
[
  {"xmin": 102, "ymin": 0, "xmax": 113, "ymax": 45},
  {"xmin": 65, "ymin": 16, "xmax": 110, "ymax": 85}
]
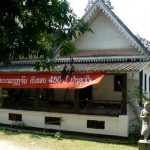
[{"xmin": 0, "ymin": 0, "xmax": 150, "ymax": 137}]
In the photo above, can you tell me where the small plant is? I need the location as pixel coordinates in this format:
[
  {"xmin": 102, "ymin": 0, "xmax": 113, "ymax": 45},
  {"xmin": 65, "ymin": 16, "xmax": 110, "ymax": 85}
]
[
  {"xmin": 0, "ymin": 89, "xmax": 8, "ymax": 107},
  {"xmin": 135, "ymin": 87, "xmax": 150, "ymax": 103},
  {"xmin": 55, "ymin": 131, "xmax": 61, "ymax": 140},
  {"xmin": 128, "ymin": 117, "xmax": 141, "ymax": 143},
  {"xmin": 11, "ymin": 121, "xmax": 26, "ymax": 131},
  {"xmin": 17, "ymin": 121, "xmax": 26, "ymax": 130},
  {"xmin": 128, "ymin": 87, "xmax": 150, "ymax": 143}
]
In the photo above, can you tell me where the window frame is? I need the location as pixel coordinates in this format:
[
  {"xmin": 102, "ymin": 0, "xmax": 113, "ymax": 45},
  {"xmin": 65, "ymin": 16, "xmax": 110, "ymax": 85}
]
[
  {"xmin": 114, "ymin": 75, "xmax": 123, "ymax": 92},
  {"xmin": 45, "ymin": 117, "xmax": 61, "ymax": 125},
  {"xmin": 87, "ymin": 120, "xmax": 105, "ymax": 129},
  {"xmin": 9, "ymin": 113, "xmax": 22, "ymax": 122}
]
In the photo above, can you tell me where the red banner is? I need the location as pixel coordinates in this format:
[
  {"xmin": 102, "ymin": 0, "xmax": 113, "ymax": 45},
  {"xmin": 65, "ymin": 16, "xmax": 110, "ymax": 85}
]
[{"xmin": 0, "ymin": 72, "xmax": 104, "ymax": 89}]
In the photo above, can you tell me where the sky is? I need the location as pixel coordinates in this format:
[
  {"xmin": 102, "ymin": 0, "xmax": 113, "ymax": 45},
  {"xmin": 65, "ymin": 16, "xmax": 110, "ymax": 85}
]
[{"xmin": 67, "ymin": 0, "xmax": 150, "ymax": 40}]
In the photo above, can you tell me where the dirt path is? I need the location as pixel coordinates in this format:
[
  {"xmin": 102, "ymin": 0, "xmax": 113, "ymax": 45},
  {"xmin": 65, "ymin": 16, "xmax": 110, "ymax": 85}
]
[
  {"xmin": 0, "ymin": 140, "xmax": 52, "ymax": 150},
  {"xmin": 0, "ymin": 140, "xmax": 28, "ymax": 150}
]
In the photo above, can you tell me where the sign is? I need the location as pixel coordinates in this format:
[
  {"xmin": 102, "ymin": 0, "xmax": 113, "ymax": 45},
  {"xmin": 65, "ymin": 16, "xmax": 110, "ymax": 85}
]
[{"xmin": 0, "ymin": 72, "xmax": 104, "ymax": 89}]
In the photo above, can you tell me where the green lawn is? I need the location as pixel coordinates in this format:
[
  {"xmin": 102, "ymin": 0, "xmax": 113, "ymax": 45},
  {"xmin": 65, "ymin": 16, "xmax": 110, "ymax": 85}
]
[{"xmin": 0, "ymin": 129, "xmax": 138, "ymax": 150}]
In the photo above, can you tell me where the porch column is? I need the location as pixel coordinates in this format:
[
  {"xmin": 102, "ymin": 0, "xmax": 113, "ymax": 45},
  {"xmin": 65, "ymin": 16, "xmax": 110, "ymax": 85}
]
[
  {"xmin": 121, "ymin": 73, "xmax": 127, "ymax": 115},
  {"xmin": 147, "ymin": 76, "xmax": 149, "ymax": 97}
]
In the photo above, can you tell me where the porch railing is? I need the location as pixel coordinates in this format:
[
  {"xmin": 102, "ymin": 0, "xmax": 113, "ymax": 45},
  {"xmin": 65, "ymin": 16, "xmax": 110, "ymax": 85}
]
[{"xmin": 3, "ymin": 97, "xmax": 122, "ymax": 116}]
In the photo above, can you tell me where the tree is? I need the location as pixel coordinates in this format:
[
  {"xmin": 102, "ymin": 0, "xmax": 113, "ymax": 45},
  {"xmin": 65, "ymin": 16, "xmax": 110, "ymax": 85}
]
[
  {"xmin": 103, "ymin": 0, "xmax": 114, "ymax": 9},
  {"xmin": 136, "ymin": 34, "xmax": 150, "ymax": 51},
  {"xmin": 0, "ymin": 0, "xmax": 91, "ymax": 71}
]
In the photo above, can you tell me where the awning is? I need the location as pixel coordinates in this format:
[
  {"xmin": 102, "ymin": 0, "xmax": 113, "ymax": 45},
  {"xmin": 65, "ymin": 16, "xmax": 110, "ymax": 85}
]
[{"xmin": 0, "ymin": 72, "xmax": 104, "ymax": 89}]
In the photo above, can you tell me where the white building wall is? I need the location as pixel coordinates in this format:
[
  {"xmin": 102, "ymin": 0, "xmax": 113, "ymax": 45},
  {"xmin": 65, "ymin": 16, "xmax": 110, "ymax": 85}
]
[
  {"xmin": 75, "ymin": 13, "xmax": 134, "ymax": 50},
  {"xmin": 127, "ymin": 72, "xmax": 141, "ymax": 134},
  {"xmin": 0, "ymin": 109, "xmax": 128, "ymax": 137}
]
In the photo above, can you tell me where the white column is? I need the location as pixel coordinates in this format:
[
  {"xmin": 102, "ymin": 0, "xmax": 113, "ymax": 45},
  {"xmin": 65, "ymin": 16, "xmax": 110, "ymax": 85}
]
[
  {"xmin": 147, "ymin": 75, "xmax": 150, "ymax": 98},
  {"xmin": 142, "ymin": 71, "xmax": 144, "ymax": 93}
]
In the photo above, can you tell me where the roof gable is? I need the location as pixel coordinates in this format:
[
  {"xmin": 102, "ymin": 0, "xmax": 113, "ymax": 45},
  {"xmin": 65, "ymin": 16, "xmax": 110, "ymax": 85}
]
[
  {"xmin": 74, "ymin": 0, "xmax": 150, "ymax": 57},
  {"xmin": 75, "ymin": 12, "xmax": 135, "ymax": 51}
]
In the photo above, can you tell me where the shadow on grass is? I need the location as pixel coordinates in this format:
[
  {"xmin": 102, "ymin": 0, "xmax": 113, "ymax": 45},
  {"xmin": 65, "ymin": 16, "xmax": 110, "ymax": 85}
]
[
  {"xmin": 0, "ymin": 128, "xmax": 42, "ymax": 140},
  {"xmin": 60, "ymin": 134, "xmax": 138, "ymax": 149},
  {"xmin": 0, "ymin": 127, "xmax": 138, "ymax": 149},
  {"xmin": 1, "ymin": 128, "xmax": 21, "ymax": 136},
  {"xmin": 29, "ymin": 134, "xmax": 42, "ymax": 139}
]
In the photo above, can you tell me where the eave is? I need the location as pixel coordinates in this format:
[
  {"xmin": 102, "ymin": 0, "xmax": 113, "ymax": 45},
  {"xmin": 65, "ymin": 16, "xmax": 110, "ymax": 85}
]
[{"xmin": 0, "ymin": 59, "xmax": 148, "ymax": 73}]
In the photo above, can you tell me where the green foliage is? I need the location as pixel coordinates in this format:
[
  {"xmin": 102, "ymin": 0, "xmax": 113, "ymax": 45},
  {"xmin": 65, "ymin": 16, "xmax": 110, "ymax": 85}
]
[
  {"xmin": 0, "ymin": 89, "xmax": 8, "ymax": 107},
  {"xmin": 0, "ymin": 89, "xmax": 8, "ymax": 99},
  {"xmin": 135, "ymin": 87, "xmax": 150, "ymax": 103},
  {"xmin": 128, "ymin": 134, "xmax": 141, "ymax": 144},
  {"xmin": 55, "ymin": 131, "xmax": 61, "ymax": 140},
  {"xmin": 0, "ymin": 0, "xmax": 91, "ymax": 70},
  {"xmin": 11, "ymin": 121, "xmax": 26, "ymax": 130},
  {"xmin": 128, "ymin": 117, "xmax": 141, "ymax": 143}
]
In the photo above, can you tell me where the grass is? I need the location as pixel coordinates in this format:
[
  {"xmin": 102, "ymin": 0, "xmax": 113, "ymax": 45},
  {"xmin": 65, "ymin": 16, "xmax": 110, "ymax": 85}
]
[{"xmin": 0, "ymin": 129, "xmax": 138, "ymax": 150}]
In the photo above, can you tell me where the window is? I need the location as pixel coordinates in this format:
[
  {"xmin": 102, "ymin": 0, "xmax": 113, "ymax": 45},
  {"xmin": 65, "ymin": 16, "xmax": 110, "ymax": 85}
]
[
  {"xmin": 114, "ymin": 75, "xmax": 123, "ymax": 91},
  {"xmin": 140, "ymin": 71, "xmax": 143, "ymax": 88},
  {"xmin": 9, "ymin": 113, "xmax": 22, "ymax": 121},
  {"xmin": 87, "ymin": 120, "xmax": 105, "ymax": 129},
  {"xmin": 45, "ymin": 117, "xmax": 61, "ymax": 125}
]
